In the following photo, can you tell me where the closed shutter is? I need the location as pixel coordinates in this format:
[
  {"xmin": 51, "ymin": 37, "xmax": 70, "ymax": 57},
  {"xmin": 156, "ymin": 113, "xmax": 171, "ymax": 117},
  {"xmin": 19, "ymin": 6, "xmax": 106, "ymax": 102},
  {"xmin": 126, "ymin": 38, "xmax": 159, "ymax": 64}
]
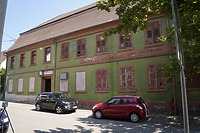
[
  {"xmin": 96, "ymin": 69, "xmax": 108, "ymax": 91},
  {"xmin": 120, "ymin": 66, "xmax": 134, "ymax": 90},
  {"xmin": 61, "ymin": 42, "xmax": 69, "ymax": 59}
]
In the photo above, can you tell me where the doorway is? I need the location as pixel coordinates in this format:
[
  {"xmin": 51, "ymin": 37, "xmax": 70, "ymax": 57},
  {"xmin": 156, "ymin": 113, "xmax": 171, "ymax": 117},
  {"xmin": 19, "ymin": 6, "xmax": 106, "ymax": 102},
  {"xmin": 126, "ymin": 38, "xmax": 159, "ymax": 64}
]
[{"xmin": 41, "ymin": 77, "xmax": 51, "ymax": 92}]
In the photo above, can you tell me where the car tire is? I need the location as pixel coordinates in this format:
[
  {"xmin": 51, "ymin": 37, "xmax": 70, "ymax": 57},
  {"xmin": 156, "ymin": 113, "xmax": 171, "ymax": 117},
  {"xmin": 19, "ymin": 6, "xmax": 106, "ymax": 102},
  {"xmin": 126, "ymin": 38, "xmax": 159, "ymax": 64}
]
[
  {"xmin": 130, "ymin": 113, "xmax": 139, "ymax": 123},
  {"xmin": 94, "ymin": 110, "xmax": 103, "ymax": 119},
  {"xmin": 56, "ymin": 106, "xmax": 63, "ymax": 114},
  {"xmin": 35, "ymin": 103, "xmax": 41, "ymax": 111}
]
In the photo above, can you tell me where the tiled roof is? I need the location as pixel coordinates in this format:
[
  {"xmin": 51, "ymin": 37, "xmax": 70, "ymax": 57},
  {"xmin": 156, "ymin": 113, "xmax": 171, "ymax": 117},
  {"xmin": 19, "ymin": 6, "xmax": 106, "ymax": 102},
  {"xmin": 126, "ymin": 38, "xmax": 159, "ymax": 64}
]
[{"xmin": 7, "ymin": 3, "xmax": 118, "ymax": 52}]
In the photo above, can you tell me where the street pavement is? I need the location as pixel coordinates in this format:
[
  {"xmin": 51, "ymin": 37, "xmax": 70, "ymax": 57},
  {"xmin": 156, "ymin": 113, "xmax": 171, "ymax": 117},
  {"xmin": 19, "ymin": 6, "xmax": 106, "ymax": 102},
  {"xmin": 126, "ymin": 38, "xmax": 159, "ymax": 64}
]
[{"xmin": 0, "ymin": 101, "xmax": 199, "ymax": 133}]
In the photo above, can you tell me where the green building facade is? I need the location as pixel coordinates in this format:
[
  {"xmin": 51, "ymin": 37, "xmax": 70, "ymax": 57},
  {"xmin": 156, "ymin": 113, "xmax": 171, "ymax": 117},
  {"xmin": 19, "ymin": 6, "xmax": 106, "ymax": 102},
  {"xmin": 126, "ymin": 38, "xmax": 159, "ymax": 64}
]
[{"xmin": 5, "ymin": 3, "xmax": 200, "ymax": 113}]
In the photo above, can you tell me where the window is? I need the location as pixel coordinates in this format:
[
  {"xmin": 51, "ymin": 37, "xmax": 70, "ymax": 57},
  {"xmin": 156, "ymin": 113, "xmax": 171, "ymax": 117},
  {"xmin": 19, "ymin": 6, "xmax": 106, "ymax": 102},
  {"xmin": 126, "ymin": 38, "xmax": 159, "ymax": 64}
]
[
  {"xmin": 61, "ymin": 42, "xmax": 69, "ymax": 60},
  {"xmin": 44, "ymin": 47, "xmax": 51, "ymax": 62},
  {"xmin": 107, "ymin": 98, "xmax": 120, "ymax": 105},
  {"xmin": 76, "ymin": 38, "xmax": 86, "ymax": 57},
  {"xmin": 31, "ymin": 50, "xmax": 37, "ymax": 65},
  {"xmin": 119, "ymin": 66, "xmax": 135, "ymax": 92},
  {"xmin": 10, "ymin": 56, "xmax": 15, "ymax": 69},
  {"xmin": 95, "ymin": 69, "xmax": 109, "ymax": 92},
  {"xmin": 96, "ymin": 34, "xmax": 107, "ymax": 54},
  {"xmin": 118, "ymin": 32, "xmax": 133, "ymax": 50},
  {"xmin": 8, "ymin": 79, "xmax": 13, "ymax": 93},
  {"xmin": 29, "ymin": 76, "xmax": 35, "ymax": 93},
  {"xmin": 186, "ymin": 74, "xmax": 200, "ymax": 90},
  {"xmin": 18, "ymin": 78, "xmax": 24, "ymax": 93},
  {"xmin": 75, "ymin": 71, "xmax": 86, "ymax": 92},
  {"xmin": 20, "ymin": 53, "xmax": 25, "ymax": 67},
  {"xmin": 60, "ymin": 73, "xmax": 69, "ymax": 92},
  {"xmin": 147, "ymin": 64, "xmax": 166, "ymax": 90},
  {"xmin": 145, "ymin": 19, "xmax": 162, "ymax": 45}
]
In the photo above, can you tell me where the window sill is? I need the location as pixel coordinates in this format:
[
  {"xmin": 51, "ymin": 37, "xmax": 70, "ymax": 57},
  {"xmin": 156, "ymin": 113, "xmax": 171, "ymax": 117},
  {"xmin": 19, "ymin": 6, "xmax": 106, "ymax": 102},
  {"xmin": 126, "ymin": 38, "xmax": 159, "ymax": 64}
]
[
  {"xmin": 95, "ymin": 51, "xmax": 108, "ymax": 56},
  {"xmin": 29, "ymin": 64, "xmax": 37, "ymax": 67},
  {"xmin": 187, "ymin": 88, "xmax": 200, "ymax": 91},
  {"xmin": 118, "ymin": 89, "xmax": 136, "ymax": 93},
  {"xmin": 75, "ymin": 91, "xmax": 87, "ymax": 93},
  {"xmin": 59, "ymin": 91, "xmax": 69, "ymax": 93},
  {"xmin": 43, "ymin": 61, "xmax": 51, "ymax": 64},
  {"xmin": 9, "ymin": 68, "xmax": 15, "ymax": 70},
  {"xmin": 7, "ymin": 92, "xmax": 13, "ymax": 94},
  {"xmin": 75, "ymin": 55, "xmax": 87, "ymax": 59},
  {"xmin": 117, "ymin": 47, "xmax": 134, "ymax": 52},
  {"xmin": 144, "ymin": 43, "xmax": 164, "ymax": 48},
  {"xmin": 147, "ymin": 89, "xmax": 168, "ymax": 92},
  {"xmin": 95, "ymin": 90, "xmax": 109, "ymax": 93},
  {"xmin": 59, "ymin": 58, "xmax": 70, "ymax": 62},
  {"xmin": 19, "ymin": 66, "xmax": 25, "ymax": 69}
]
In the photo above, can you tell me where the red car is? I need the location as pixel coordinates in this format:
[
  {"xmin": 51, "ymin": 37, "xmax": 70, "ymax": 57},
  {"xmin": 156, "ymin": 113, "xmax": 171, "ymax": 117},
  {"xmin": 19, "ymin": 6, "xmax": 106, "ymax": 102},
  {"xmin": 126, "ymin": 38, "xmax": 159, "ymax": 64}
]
[{"xmin": 92, "ymin": 96, "xmax": 149, "ymax": 122}]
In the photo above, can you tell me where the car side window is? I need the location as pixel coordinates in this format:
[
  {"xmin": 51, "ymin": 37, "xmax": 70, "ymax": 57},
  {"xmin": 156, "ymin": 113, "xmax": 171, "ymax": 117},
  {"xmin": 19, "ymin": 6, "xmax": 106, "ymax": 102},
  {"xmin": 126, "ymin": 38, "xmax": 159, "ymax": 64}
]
[
  {"xmin": 48, "ymin": 94, "xmax": 55, "ymax": 99},
  {"xmin": 107, "ymin": 98, "xmax": 120, "ymax": 105},
  {"xmin": 41, "ymin": 94, "xmax": 48, "ymax": 99},
  {"xmin": 120, "ymin": 99, "xmax": 134, "ymax": 104}
]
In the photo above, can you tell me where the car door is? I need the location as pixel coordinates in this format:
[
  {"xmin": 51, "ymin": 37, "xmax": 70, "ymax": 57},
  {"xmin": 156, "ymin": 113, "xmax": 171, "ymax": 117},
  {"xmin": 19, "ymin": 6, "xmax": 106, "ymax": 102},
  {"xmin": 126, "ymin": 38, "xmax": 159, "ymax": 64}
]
[
  {"xmin": 46, "ymin": 94, "xmax": 57, "ymax": 110},
  {"xmin": 40, "ymin": 94, "xmax": 49, "ymax": 109},
  {"xmin": 102, "ymin": 98, "xmax": 120, "ymax": 118},
  {"xmin": 116, "ymin": 98, "xmax": 133, "ymax": 119}
]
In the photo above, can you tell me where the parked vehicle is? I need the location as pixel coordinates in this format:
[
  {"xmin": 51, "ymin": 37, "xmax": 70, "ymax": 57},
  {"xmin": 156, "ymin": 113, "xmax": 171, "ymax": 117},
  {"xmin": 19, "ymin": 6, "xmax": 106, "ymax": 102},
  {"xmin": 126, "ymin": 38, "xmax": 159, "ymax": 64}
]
[
  {"xmin": 92, "ymin": 96, "xmax": 149, "ymax": 122},
  {"xmin": 0, "ymin": 109, "xmax": 9, "ymax": 133},
  {"xmin": 35, "ymin": 92, "xmax": 78, "ymax": 114}
]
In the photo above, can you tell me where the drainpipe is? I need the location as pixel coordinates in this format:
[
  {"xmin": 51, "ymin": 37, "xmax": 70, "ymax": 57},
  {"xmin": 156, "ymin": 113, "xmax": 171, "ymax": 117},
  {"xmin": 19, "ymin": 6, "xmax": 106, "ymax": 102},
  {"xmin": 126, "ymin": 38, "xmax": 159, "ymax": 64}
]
[
  {"xmin": 166, "ymin": 18, "xmax": 177, "ymax": 115},
  {"xmin": 52, "ymin": 38, "xmax": 57, "ymax": 92}
]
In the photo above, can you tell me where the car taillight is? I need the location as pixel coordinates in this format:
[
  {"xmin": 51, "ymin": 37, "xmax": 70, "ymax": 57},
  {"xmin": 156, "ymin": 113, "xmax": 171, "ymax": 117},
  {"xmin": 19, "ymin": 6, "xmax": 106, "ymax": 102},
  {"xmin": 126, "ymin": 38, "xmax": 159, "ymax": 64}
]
[{"xmin": 35, "ymin": 97, "xmax": 38, "ymax": 100}]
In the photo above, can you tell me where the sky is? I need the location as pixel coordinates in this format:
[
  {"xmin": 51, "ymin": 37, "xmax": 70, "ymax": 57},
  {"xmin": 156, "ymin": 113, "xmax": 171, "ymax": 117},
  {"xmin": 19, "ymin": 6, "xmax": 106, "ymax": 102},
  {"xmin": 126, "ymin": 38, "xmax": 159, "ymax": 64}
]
[{"xmin": 2, "ymin": 0, "xmax": 97, "ymax": 52}]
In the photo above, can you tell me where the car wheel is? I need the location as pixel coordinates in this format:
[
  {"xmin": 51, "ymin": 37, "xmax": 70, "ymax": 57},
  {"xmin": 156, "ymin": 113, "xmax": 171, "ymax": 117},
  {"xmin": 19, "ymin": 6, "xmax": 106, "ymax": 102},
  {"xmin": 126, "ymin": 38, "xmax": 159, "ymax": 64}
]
[
  {"xmin": 94, "ymin": 110, "xmax": 103, "ymax": 119},
  {"xmin": 56, "ymin": 106, "xmax": 63, "ymax": 114},
  {"xmin": 130, "ymin": 113, "xmax": 139, "ymax": 123},
  {"xmin": 35, "ymin": 103, "xmax": 41, "ymax": 111}
]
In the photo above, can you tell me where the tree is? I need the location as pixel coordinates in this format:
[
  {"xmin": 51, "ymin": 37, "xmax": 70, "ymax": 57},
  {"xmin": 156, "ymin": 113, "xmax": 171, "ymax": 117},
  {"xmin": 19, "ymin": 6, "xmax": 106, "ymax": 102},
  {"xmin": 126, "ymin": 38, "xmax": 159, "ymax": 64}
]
[
  {"xmin": 0, "ymin": 68, "xmax": 5, "ymax": 92},
  {"xmin": 96, "ymin": 0, "xmax": 200, "ymax": 80}
]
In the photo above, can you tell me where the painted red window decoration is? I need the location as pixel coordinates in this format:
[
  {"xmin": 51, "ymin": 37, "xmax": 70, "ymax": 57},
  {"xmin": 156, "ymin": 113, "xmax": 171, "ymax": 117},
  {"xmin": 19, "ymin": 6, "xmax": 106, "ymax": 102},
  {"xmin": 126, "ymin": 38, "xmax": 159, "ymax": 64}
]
[
  {"xmin": 148, "ymin": 64, "xmax": 166, "ymax": 89},
  {"xmin": 61, "ymin": 42, "xmax": 69, "ymax": 59},
  {"xmin": 76, "ymin": 38, "xmax": 86, "ymax": 57},
  {"xmin": 31, "ymin": 50, "xmax": 36, "ymax": 65},
  {"xmin": 10, "ymin": 56, "xmax": 15, "ymax": 69},
  {"xmin": 119, "ymin": 66, "xmax": 135, "ymax": 91},
  {"xmin": 20, "ymin": 53, "xmax": 25, "ymax": 67},
  {"xmin": 44, "ymin": 47, "xmax": 51, "ymax": 62},
  {"xmin": 96, "ymin": 34, "xmax": 107, "ymax": 53},
  {"xmin": 145, "ymin": 20, "xmax": 162, "ymax": 45},
  {"xmin": 186, "ymin": 74, "xmax": 200, "ymax": 89},
  {"xmin": 96, "ymin": 69, "xmax": 108, "ymax": 92},
  {"xmin": 119, "ymin": 32, "xmax": 133, "ymax": 50}
]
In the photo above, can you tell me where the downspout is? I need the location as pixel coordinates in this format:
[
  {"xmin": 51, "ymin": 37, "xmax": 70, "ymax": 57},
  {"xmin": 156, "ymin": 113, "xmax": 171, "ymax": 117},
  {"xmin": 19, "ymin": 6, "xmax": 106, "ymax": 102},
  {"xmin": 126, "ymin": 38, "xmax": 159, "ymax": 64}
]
[
  {"xmin": 52, "ymin": 38, "xmax": 57, "ymax": 92},
  {"xmin": 166, "ymin": 18, "xmax": 177, "ymax": 115}
]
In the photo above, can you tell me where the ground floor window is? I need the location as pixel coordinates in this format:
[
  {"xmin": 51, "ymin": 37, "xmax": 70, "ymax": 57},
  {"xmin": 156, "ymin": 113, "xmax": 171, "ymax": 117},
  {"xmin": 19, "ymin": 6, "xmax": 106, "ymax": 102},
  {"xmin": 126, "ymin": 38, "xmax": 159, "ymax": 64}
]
[
  {"xmin": 60, "ymin": 73, "xmax": 69, "ymax": 92},
  {"xmin": 186, "ymin": 74, "xmax": 200, "ymax": 90},
  {"xmin": 95, "ymin": 68, "xmax": 109, "ymax": 92},
  {"xmin": 119, "ymin": 66, "xmax": 135, "ymax": 92},
  {"xmin": 147, "ymin": 63, "xmax": 166, "ymax": 91},
  {"xmin": 75, "ymin": 71, "xmax": 86, "ymax": 92},
  {"xmin": 18, "ymin": 78, "xmax": 24, "ymax": 93},
  {"xmin": 8, "ymin": 79, "xmax": 13, "ymax": 93},
  {"xmin": 29, "ymin": 76, "xmax": 35, "ymax": 93}
]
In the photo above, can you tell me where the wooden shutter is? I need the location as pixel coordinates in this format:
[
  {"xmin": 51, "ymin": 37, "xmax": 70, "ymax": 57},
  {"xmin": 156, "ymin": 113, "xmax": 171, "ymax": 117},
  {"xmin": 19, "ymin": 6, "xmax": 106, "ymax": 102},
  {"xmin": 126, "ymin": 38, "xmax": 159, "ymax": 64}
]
[
  {"xmin": 61, "ymin": 42, "xmax": 69, "ymax": 59},
  {"xmin": 120, "ymin": 67, "xmax": 134, "ymax": 90},
  {"xmin": 96, "ymin": 69, "xmax": 108, "ymax": 91},
  {"xmin": 77, "ymin": 38, "xmax": 86, "ymax": 57}
]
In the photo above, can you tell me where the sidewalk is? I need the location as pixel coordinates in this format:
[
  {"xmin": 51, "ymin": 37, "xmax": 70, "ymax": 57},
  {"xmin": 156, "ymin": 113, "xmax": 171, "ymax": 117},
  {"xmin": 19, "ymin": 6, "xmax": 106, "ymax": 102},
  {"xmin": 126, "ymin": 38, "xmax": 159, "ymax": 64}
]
[{"xmin": 149, "ymin": 113, "xmax": 200, "ymax": 132}]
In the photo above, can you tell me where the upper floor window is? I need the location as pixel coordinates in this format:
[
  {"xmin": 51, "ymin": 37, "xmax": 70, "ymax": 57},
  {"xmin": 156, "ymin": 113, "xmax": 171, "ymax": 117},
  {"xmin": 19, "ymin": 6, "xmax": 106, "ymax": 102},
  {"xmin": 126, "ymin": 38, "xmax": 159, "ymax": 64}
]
[
  {"xmin": 145, "ymin": 19, "xmax": 162, "ymax": 46},
  {"xmin": 119, "ymin": 66, "xmax": 135, "ymax": 92},
  {"xmin": 147, "ymin": 63, "xmax": 166, "ymax": 91},
  {"xmin": 31, "ymin": 50, "xmax": 37, "ymax": 65},
  {"xmin": 96, "ymin": 33, "xmax": 107, "ymax": 54},
  {"xmin": 118, "ymin": 32, "xmax": 133, "ymax": 51},
  {"xmin": 10, "ymin": 56, "xmax": 15, "ymax": 69},
  {"xmin": 76, "ymin": 38, "xmax": 86, "ymax": 57},
  {"xmin": 61, "ymin": 42, "xmax": 69, "ymax": 60},
  {"xmin": 44, "ymin": 47, "xmax": 51, "ymax": 62},
  {"xmin": 20, "ymin": 53, "xmax": 25, "ymax": 67}
]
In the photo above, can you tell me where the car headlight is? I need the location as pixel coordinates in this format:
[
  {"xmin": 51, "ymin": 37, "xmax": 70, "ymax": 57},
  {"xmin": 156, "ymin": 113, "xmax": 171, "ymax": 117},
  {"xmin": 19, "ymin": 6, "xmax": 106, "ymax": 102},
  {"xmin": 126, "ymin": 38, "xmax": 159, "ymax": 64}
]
[
  {"xmin": 92, "ymin": 105, "xmax": 98, "ymax": 110},
  {"xmin": 136, "ymin": 105, "xmax": 143, "ymax": 110},
  {"xmin": 62, "ymin": 101, "xmax": 70, "ymax": 105}
]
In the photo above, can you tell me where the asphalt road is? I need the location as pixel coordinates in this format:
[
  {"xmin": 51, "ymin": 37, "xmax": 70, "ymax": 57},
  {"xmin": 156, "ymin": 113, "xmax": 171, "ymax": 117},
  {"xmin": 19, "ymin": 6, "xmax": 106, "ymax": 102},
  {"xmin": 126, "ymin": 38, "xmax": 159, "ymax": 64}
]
[{"xmin": 0, "ymin": 101, "xmax": 199, "ymax": 133}]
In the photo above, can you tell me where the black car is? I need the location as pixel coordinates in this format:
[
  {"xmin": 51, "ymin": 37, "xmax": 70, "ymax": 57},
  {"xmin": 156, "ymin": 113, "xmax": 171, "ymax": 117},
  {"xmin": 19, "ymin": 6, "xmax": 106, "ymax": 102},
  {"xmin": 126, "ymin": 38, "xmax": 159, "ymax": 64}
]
[{"xmin": 35, "ymin": 92, "xmax": 78, "ymax": 114}]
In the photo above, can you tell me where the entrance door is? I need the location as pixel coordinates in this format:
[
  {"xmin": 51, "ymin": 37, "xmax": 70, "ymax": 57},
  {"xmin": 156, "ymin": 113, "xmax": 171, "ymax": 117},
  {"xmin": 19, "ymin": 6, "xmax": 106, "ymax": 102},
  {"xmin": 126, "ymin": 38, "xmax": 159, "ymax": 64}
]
[{"xmin": 41, "ymin": 77, "xmax": 51, "ymax": 92}]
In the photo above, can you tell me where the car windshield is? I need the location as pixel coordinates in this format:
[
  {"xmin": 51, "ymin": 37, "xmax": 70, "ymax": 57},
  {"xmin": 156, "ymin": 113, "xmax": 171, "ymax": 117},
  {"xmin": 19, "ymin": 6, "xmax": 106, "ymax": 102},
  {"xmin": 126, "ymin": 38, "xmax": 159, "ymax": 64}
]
[
  {"xmin": 53, "ymin": 93, "xmax": 69, "ymax": 99},
  {"xmin": 137, "ymin": 97, "xmax": 145, "ymax": 104}
]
